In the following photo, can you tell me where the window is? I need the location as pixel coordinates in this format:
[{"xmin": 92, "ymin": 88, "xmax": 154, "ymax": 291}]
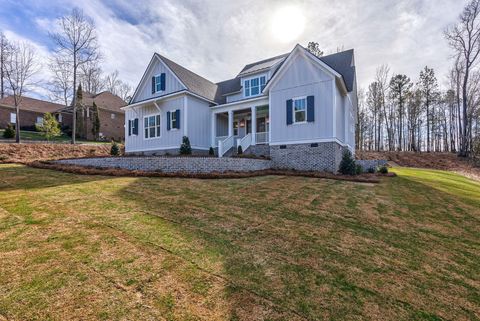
[
  {"xmin": 233, "ymin": 121, "xmax": 239, "ymax": 136},
  {"xmin": 129, "ymin": 119, "xmax": 138, "ymax": 136},
  {"xmin": 144, "ymin": 114, "xmax": 161, "ymax": 139},
  {"xmin": 57, "ymin": 114, "xmax": 63, "ymax": 123},
  {"xmin": 244, "ymin": 75, "xmax": 266, "ymax": 97},
  {"xmin": 170, "ymin": 110, "xmax": 178, "ymax": 129},
  {"xmin": 10, "ymin": 113, "xmax": 16, "ymax": 124},
  {"xmin": 36, "ymin": 117, "xmax": 43, "ymax": 125},
  {"xmin": 111, "ymin": 113, "xmax": 115, "ymax": 119},
  {"xmin": 155, "ymin": 75, "xmax": 163, "ymax": 92},
  {"xmin": 293, "ymin": 97, "xmax": 306, "ymax": 123}
]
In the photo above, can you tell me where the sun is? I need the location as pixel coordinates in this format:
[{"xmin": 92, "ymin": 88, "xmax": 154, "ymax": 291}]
[{"xmin": 270, "ymin": 5, "xmax": 306, "ymax": 43}]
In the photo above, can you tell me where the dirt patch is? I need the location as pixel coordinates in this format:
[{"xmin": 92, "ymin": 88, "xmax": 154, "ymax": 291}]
[
  {"xmin": 357, "ymin": 151, "xmax": 480, "ymax": 180},
  {"xmin": 0, "ymin": 143, "xmax": 110, "ymax": 163}
]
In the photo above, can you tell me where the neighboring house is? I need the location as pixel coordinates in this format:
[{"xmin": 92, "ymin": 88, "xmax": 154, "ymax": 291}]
[
  {"xmin": 123, "ymin": 44, "xmax": 357, "ymax": 172},
  {"xmin": 59, "ymin": 91, "xmax": 126, "ymax": 141},
  {"xmin": 0, "ymin": 96, "xmax": 69, "ymax": 131}
]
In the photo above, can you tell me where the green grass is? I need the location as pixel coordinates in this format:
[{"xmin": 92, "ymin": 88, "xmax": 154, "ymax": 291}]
[
  {"xmin": 0, "ymin": 129, "xmax": 110, "ymax": 144},
  {"xmin": 0, "ymin": 165, "xmax": 478, "ymax": 320}
]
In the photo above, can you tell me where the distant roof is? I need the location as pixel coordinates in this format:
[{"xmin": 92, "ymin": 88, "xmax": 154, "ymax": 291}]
[
  {"xmin": 318, "ymin": 49, "xmax": 355, "ymax": 92},
  {"xmin": 0, "ymin": 96, "xmax": 64, "ymax": 113},
  {"xmin": 238, "ymin": 53, "xmax": 289, "ymax": 76},
  {"xmin": 157, "ymin": 53, "xmax": 218, "ymax": 102},
  {"xmin": 83, "ymin": 91, "xmax": 126, "ymax": 113}
]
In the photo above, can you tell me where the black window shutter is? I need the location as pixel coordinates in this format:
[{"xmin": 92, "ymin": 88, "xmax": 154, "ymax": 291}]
[
  {"xmin": 176, "ymin": 109, "xmax": 180, "ymax": 129},
  {"xmin": 128, "ymin": 120, "xmax": 131, "ymax": 136},
  {"xmin": 167, "ymin": 111, "xmax": 171, "ymax": 130},
  {"xmin": 152, "ymin": 76, "xmax": 156, "ymax": 94},
  {"xmin": 160, "ymin": 73, "xmax": 166, "ymax": 91},
  {"xmin": 134, "ymin": 118, "xmax": 139, "ymax": 135},
  {"xmin": 307, "ymin": 96, "xmax": 315, "ymax": 122},
  {"xmin": 286, "ymin": 99, "xmax": 293, "ymax": 125}
]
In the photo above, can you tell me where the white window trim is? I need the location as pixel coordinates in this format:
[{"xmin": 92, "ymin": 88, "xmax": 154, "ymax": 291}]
[
  {"xmin": 10, "ymin": 113, "xmax": 16, "ymax": 123},
  {"xmin": 154, "ymin": 74, "xmax": 164, "ymax": 93},
  {"xmin": 292, "ymin": 96, "xmax": 307, "ymax": 124},
  {"xmin": 170, "ymin": 109, "xmax": 178, "ymax": 130},
  {"xmin": 243, "ymin": 74, "xmax": 267, "ymax": 98},
  {"xmin": 143, "ymin": 114, "xmax": 162, "ymax": 140}
]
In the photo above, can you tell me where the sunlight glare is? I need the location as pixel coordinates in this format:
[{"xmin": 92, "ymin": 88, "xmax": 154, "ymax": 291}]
[{"xmin": 270, "ymin": 5, "xmax": 306, "ymax": 43}]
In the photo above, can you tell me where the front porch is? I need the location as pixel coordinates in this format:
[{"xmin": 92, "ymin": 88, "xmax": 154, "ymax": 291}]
[{"xmin": 212, "ymin": 104, "xmax": 270, "ymax": 157}]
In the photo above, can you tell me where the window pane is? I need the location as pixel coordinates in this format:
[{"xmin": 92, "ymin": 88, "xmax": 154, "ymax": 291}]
[
  {"xmin": 251, "ymin": 78, "xmax": 259, "ymax": 86},
  {"xmin": 260, "ymin": 76, "xmax": 265, "ymax": 85},
  {"xmin": 251, "ymin": 87, "xmax": 259, "ymax": 95},
  {"xmin": 245, "ymin": 88, "xmax": 250, "ymax": 96},
  {"xmin": 156, "ymin": 125, "xmax": 161, "ymax": 136},
  {"xmin": 295, "ymin": 111, "xmax": 305, "ymax": 122},
  {"xmin": 149, "ymin": 116, "xmax": 155, "ymax": 126},
  {"xmin": 156, "ymin": 115, "xmax": 161, "ymax": 125},
  {"xmin": 245, "ymin": 80, "xmax": 250, "ymax": 88},
  {"xmin": 145, "ymin": 128, "xmax": 148, "ymax": 138},
  {"xmin": 150, "ymin": 127, "xmax": 155, "ymax": 137},
  {"xmin": 144, "ymin": 118, "xmax": 148, "ymax": 128}
]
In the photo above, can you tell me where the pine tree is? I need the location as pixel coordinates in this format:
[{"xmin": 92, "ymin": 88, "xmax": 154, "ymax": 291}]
[
  {"xmin": 179, "ymin": 136, "xmax": 192, "ymax": 155},
  {"xmin": 91, "ymin": 101, "xmax": 100, "ymax": 141},
  {"xmin": 36, "ymin": 112, "xmax": 61, "ymax": 141},
  {"xmin": 339, "ymin": 150, "xmax": 356, "ymax": 175}
]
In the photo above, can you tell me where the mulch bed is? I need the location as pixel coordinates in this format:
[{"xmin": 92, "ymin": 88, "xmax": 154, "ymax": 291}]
[{"xmin": 26, "ymin": 160, "xmax": 394, "ymax": 183}]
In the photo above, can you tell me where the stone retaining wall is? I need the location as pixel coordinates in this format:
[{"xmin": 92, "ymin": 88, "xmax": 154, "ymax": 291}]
[{"xmin": 56, "ymin": 156, "xmax": 273, "ymax": 174}]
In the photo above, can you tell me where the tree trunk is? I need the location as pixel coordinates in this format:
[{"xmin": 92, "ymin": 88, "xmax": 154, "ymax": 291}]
[
  {"xmin": 460, "ymin": 70, "xmax": 469, "ymax": 157},
  {"xmin": 15, "ymin": 102, "xmax": 20, "ymax": 144},
  {"xmin": 71, "ymin": 55, "xmax": 77, "ymax": 145}
]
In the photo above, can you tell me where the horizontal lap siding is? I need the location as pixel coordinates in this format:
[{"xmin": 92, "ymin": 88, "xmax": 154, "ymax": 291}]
[{"xmin": 125, "ymin": 97, "xmax": 185, "ymax": 153}]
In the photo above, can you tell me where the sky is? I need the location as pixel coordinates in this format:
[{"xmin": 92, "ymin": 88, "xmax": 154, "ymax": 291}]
[{"xmin": 0, "ymin": 0, "xmax": 469, "ymax": 100}]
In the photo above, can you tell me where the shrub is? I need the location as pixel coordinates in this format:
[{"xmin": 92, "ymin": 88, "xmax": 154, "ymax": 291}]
[
  {"xmin": 378, "ymin": 165, "xmax": 389, "ymax": 174},
  {"xmin": 209, "ymin": 147, "xmax": 215, "ymax": 156},
  {"xmin": 355, "ymin": 164, "xmax": 363, "ymax": 175},
  {"xmin": 339, "ymin": 150, "xmax": 356, "ymax": 175},
  {"xmin": 237, "ymin": 145, "xmax": 243, "ymax": 154},
  {"xmin": 367, "ymin": 167, "xmax": 376, "ymax": 174},
  {"xmin": 110, "ymin": 141, "xmax": 120, "ymax": 156},
  {"xmin": 35, "ymin": 112, "xmax": 61, "ymax": 141},
  {"xmin": 3, "ymin": 124, "xmax": 15, "ymax": 139},
  {"xmin": 180, "ymin": 136, "xmax": 192, "ymax": 155}
]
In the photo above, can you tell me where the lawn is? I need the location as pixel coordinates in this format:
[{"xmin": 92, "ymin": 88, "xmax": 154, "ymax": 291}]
[
  {"xmin": 0, "ymin": 165, "xmax": 478, "ymax": 321},
  {"xmin": 0, "ymin": 129, "xmax": 109, "ymax": 144}
]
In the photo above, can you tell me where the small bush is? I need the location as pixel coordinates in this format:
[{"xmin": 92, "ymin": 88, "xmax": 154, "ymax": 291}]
[
  {"xmin": 355, "ymin": 164, "xmax": 363, "ymax": 175},
  {"xmin": 180, "ymin": 136, "xmax": 192, "ymax": 155},
  {"xmin": 3, "ymin": 124, "xmax": 15, "ymax": 139},
  {"xmin": 110, "ymin": 141, "xmax": 120, "ymax": 156},
  {"xmin": 209, "ymin": 147, "xmax": 215, "ymax": 156},
  {"xmin": 378, "ymin": 165, "xmax": 389, "ymax": 174},
  {"xmin": 339, "ymin": 150, "xmax": 356, "ymax": 175},
  {"xmin": 367, "ymin": 167, "xmax": 376, "ymax": 174},
  {"xmin": 237, "ymin": 145, "xmax": 243, "ymax": 154}
]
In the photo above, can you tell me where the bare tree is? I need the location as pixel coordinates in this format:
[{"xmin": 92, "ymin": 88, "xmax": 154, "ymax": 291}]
[
  {"xmin": 117, "ymin": 82, "xmax": 133, "ymax": 102},
  {"xmin": 0, "ymin": 32, "xmax": 9, "ymax": 98},
  {"xmin": 418, "ymin": 66, "xmax": 439, "ymax": 152},
  {"xmin": 445, "ymin": 0, "xmax": 480, "ymax": 156},
  {"xmin": 3, "ymin": 42, "xmax": 39, "ymax": 143},
  {"xmin": 80, "ymin": 60, "xmax": 103, "ymax": 94},
  {"xmin": 390, "ymin": 74, "xmax": 412, "ymax": 151},
  {"xmin": 376, "ymin": 65, "xmax": 392, "ymax": 150},
  {"xmin": 48, "ymin": 53, "xmax": 73, "ymax": 106},
  {"xmin": 49, "ymin": 8, "xmax": 100, "ymax": 144},
  {"xmin": 104, "ymin": 70, "xmax": 121, "ymax": 93},
  {"xmin": 306, "ymin": 42, "xmax": 323, "ymax": 57}
]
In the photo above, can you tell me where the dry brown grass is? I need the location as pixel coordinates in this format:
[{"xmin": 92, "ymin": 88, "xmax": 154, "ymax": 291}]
[{"xmin": 0, "ymin": 143, "xmax": 110, "ymax": 163}]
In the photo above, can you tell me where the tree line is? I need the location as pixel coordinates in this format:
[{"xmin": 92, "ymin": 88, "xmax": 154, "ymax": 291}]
[
  {"xmin": 0, "ymin": 8, "xmax": 133, "ymax": 143},
  {"xmin": 357, "ymin": 0, "xmax": 480, "ymax": 158}
]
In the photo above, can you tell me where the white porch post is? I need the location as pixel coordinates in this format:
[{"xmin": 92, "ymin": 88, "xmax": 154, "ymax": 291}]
[
  {"xmin": 251, "ymin": 106, "xmax": 256, "ymax": 145},
  {"xmin": 228, "ymin": 110, "xmax": 234, "ymax": 137},
  {"xmin": 211, "ymin": 112, "xmax": 216, "ymax": 147}
]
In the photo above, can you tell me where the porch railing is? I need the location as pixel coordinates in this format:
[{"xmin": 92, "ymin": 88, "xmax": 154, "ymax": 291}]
[
  {"xmin": 237, "ymin": 133, "xmax": 252, "ymax": 154},
  {"xmin": 218, "ymin": 135, "xmax": 234, "ymax": 157},
  {"xmin": 255, "ymin": 132, "xmax": 269, "ymax": 144}
]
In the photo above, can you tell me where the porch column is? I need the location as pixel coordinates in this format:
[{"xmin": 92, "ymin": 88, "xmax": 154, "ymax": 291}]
[
  {"xmin": 211, "ymin": 112, "xmax": 216, "ymax": 147},
  {"xmin": 228, "ymin": 110, "xmax": 234, "ymax": 137},
  {"xmin": 251, "ymin": 106, "xmax": 256, "ymax": 145}
]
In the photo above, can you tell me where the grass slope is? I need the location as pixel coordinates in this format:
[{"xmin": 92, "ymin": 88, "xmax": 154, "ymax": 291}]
[
  {"xmin": 0, "ymin": 129, "xmax": 109, "ymax": 144},
  {"xmin": 0, "ymin": 165, "xmax": 478, "ymax": 320}
]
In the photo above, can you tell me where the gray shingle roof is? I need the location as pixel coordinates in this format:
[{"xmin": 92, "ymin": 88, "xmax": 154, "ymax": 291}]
[
  {"xmin": 238, "ymin": 53, "xmax": 289, "ymax": 76},
  {"xmin": 157, "ymin": 53, "xmax": 218, "ymax": 102},
  {"xmin": 318, "ymin": 49, "xmax": 355, "ymax": 92},
  {"xmin": 214, "ymin": 78, "xmax": 242, "ymax": 104}
]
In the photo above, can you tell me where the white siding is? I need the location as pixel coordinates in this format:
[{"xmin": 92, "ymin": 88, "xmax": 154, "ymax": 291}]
[
  {"xmin": 336, "ymin": 87, "xmax": 345, "ymax": 142},
  {"xmin": 131, "ymin": 56, "xmax": 185, "ymax": 104},
  {"xmin": 269, "ymin": 52, "xmax": 336, "ymax": 144},
  {"xmin": 185, "ymin": 95, "xmax": 211, "ymax": 149},
  {"xmin": 125, "ymin": 96, "xmax": 185, "ymax": 152},
  {"xmin": 226, "ymin": 92, "xmax": 243, "ymax": 103}
]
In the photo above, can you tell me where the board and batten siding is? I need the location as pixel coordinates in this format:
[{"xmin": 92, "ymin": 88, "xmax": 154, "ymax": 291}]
[
  {"xmin": 125, "ymin": 96, "xmax": 185, "ymax": 153},
  {"xmin": 335, "ymin": 87, "xmax": 345, "ymax": 142},
  {"xmin": 269, "ymin": 52, "xmax": 336, "ymax": 144},
  {"xmin": 185, "ymin": 95, "xmax": 211, "ymax": 149},
  {"xmin": 131, "ymin": 56, "xmax": 185, "ymax": 104}
]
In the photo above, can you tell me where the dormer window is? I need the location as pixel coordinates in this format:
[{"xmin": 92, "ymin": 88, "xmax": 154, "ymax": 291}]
[{"xmin": 244, "ymin": 75, "xmax": 266, "ymax": 97}]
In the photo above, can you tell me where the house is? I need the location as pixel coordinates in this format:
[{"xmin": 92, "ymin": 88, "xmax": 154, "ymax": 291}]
[
  {"xmin": 59, "ymin": 91, "xmax": 126, "ymax": 141},
  {"xmin": 123, "ymin": 44, "xmax": 357, "ymax": 172},
  {"xmin": 0, "ymin": 96, "xmax": 69, "ymax": 131}
]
